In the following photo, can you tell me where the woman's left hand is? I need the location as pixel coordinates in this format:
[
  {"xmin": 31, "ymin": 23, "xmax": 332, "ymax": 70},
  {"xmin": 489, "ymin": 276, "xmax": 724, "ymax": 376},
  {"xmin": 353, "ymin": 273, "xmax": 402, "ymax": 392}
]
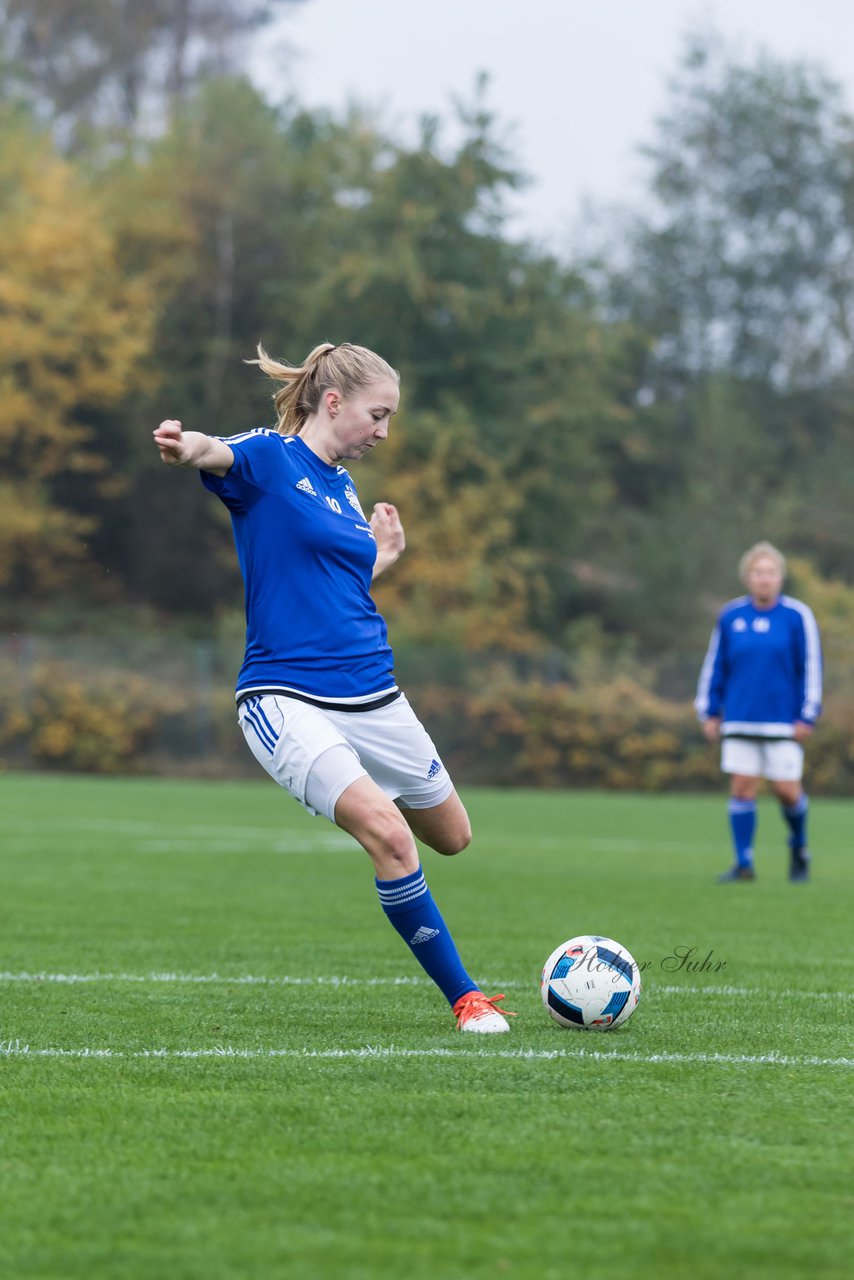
[{"xmin": 371, "ymin": 503, "xmax": 406, "ymax": 578}]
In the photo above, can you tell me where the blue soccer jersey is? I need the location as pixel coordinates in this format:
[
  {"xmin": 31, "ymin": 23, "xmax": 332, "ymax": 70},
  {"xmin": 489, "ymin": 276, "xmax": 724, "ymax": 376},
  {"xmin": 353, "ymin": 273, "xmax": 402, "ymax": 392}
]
[
  {"xmin": 201, "ymin": 430, "xmax": 396, "ymax": 702},
  {"xmin": 695, "ymin": 595, "xmax": 822, "ymax": 738}
]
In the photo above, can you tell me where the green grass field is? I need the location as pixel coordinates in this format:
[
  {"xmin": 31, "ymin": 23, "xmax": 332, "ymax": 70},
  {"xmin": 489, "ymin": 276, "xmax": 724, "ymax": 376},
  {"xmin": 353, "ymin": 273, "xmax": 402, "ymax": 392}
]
[{"xmin": 1, "ymin": 773, "xmax": 851, "ymax": 1280}]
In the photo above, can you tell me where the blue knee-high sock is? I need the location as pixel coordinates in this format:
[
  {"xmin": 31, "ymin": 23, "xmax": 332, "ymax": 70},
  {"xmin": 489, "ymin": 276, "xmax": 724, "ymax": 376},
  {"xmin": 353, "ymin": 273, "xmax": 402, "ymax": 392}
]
[
  {"xmin": 375, "ymin": 865, "xmax": 476, "ymax": 1007},
  {"xmin": 782, "ymin": 793, "xmax": 809, "ymax": 848},
  {"xmin": 728, "ymin": 799, "xmax": 756, "ymax": 868}
]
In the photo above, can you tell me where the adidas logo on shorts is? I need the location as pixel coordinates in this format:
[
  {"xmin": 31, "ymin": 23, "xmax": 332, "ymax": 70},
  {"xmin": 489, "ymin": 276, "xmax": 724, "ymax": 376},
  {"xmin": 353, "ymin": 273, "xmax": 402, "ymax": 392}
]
[{"xmin": 427, "ymin": 758, "xmax": 442, "ymax": 778}]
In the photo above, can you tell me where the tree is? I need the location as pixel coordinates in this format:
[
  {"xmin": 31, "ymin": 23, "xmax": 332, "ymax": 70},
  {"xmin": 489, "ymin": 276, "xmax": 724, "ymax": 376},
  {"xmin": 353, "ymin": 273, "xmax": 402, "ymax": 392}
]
[
  {"xmin": 607, "ymin": 30, "xmax": 854, "ymax": 391},
  {"xmin": 0, "ymin": 106, "xmax": 154, "ymax": 605},
  {"xmin": 364, "ymin": 403, "xmax": 544, "ymax": 653},
  {"xmin": 572, "ymin": 31, "xmax": 854, "ymax": 648},
  {"xmin": 784, "ymin": 380, "xmax": 854, "ymax": 581},
  {"xmin": 0, "ymin": 0, "xmax": 303, "ymax": 144}
]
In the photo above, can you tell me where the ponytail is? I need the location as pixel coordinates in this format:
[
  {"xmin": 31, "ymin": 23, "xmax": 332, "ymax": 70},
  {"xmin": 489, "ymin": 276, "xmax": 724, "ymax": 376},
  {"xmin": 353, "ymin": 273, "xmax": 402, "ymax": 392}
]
[{"xmin": 248, "ymin": 341, "xmax": 398, "ymax": 435}]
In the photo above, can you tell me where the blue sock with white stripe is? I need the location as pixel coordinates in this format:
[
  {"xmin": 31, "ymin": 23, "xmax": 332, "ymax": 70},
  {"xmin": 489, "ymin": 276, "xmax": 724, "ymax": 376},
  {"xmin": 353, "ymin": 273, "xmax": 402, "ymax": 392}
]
[
  {"xmin": 728, "ymin": 798, "xmax": 756, "ymax": 868},
  {"xmin": 375, "ymin": 866, "xmax": 476, "ymax": 1008},
  {"xmin": 782, "ymin": 793, "xmax": 809, "ymax": 848}
]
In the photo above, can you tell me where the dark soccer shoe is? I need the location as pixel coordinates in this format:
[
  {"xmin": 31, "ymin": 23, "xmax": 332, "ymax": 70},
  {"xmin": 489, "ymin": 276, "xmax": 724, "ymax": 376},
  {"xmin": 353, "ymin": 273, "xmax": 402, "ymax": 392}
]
[
  {"xmin": 716, "ymin": 865, "xmax": 756, "ymax": 883},
  {"xmin": 789, "ymin": 847, "xmax": 811, "ymax": 883}
]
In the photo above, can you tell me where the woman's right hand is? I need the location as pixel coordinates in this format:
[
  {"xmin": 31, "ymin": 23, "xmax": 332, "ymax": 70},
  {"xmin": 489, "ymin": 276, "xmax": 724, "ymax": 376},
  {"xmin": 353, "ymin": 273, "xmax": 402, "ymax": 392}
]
[{"xmin": 153, "ymin": 419, "xmax": 190, "ymax": 465}]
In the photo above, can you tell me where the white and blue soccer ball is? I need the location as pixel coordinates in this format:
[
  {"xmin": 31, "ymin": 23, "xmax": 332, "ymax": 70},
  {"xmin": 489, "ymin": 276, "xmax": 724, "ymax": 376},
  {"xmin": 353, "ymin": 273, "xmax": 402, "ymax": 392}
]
[{"xmin": 541, "ymin": 935, "xmax": 641, "ymax": 1031}]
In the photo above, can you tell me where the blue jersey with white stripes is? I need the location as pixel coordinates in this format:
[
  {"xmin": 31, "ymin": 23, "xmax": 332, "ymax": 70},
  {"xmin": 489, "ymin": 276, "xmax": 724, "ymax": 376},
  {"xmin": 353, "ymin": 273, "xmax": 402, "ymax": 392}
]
[
  {"xmin": 201, "ymin": 430, "xmax": 396, "ymax": 701},
  {"xmin": 695, "ymin": 595, "xmax": 822, "ymax": 738}
]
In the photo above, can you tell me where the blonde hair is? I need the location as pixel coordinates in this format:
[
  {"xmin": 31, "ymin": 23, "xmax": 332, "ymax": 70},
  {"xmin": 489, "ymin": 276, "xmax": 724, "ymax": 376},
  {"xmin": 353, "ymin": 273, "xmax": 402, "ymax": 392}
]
[
  {"xmin": 739, "ymin": 541, "xmax": 786, "ymax": 585},
  {"xmin": 248, "ymin": 341, "xmax": 399, "ymax": 436}
]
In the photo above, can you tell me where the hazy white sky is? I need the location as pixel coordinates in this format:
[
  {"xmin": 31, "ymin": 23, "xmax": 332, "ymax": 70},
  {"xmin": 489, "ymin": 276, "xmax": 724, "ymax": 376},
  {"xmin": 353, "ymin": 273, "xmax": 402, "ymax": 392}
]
[{"xmin": 254, "ymin": 0, "xmax": 854, "ymax": 243}]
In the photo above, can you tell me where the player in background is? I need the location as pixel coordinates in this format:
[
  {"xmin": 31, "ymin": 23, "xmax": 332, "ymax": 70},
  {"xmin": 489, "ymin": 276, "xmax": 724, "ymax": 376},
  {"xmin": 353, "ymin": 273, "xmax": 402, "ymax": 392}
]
[
  {"xmin": 153, "ymin": 341, "xmax": 513, "ymax": 1033},
  {"xmin": 694, "ymin": 542, "xmax": 822, "ymax": 883}
]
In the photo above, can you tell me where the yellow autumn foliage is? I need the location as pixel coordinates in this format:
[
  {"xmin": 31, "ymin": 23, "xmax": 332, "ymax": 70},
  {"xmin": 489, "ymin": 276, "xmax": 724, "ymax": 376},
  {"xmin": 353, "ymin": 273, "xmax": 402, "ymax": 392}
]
[
  {"xmin": 365, "ymin": 406, "xmax": 545, "ymax": 652},
  {"xmin": 0, "ymin": 113, "xmax": 156, "ymax": 586}
]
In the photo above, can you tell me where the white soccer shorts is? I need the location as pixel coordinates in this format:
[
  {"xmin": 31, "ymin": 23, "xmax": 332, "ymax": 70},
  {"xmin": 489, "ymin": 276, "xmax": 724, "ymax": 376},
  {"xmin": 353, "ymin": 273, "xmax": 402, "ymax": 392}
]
[
  {"xmin": 720, "ymin": 736, "xmax": 804, "ymax": 782},
  {"xmin": 238, "ymin": 692, "xmax": 454, "ymax": 821}
]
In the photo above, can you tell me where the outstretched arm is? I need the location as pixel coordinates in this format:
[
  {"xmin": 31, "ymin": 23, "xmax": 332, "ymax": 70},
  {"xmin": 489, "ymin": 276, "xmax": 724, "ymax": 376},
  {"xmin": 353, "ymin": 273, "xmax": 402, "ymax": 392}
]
[
  {"xmin": 153, "ymin": 419, "xmax": 234, "ymax": 477},
  {"xmin": 370, "ymin": 502, "xmax": 406, "ymax": 579}
]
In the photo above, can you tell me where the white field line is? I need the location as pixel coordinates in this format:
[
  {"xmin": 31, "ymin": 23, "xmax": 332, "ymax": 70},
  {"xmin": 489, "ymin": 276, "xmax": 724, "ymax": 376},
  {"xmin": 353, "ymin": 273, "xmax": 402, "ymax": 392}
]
[
  {"xmin": 0, "ymin": 1040, "xmax": 851, "ymax": 1068},
  {"xmin": 0, "ymin": 971, "xmax": 852, "ymax": 1001}
]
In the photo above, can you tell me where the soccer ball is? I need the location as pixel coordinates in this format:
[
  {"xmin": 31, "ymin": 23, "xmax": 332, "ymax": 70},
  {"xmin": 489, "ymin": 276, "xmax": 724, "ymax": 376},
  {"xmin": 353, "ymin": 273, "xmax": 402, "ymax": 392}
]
[{"xmin": 541, "ymin": 935, "xmax": 641, "ymax": 1031}]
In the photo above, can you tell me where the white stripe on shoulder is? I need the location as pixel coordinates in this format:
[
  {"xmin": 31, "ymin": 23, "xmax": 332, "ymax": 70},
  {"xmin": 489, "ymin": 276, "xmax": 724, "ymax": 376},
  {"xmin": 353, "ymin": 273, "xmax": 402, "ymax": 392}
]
[{"xmin": 215, "ymin": 428, "xmax": 279, "ymax": 444}]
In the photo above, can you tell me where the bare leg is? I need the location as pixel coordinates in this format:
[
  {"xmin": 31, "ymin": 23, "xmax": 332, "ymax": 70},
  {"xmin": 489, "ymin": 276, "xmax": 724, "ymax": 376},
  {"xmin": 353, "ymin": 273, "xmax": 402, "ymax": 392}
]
[
  {"xmin": 770, "ymin": 780, "xmax": 802, "ymax": 808},
  {"xmin": 400, "ymin": 789, "xmax": 472, "ymax": 855},
  {"xmin": 333, "ymin": 775, "xmax": 420, "ymax": 879},
  {"xmin": 730, "ymin": 773, "xmax": 760, "ymax": 800}
]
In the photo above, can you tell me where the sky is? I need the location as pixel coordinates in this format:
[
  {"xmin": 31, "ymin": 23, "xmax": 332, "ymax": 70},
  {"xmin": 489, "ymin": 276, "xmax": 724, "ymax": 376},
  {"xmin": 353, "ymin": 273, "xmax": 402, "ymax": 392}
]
[{"xmin": 253, "ymin": 0, "xmax": 854, "ymax": 245}]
